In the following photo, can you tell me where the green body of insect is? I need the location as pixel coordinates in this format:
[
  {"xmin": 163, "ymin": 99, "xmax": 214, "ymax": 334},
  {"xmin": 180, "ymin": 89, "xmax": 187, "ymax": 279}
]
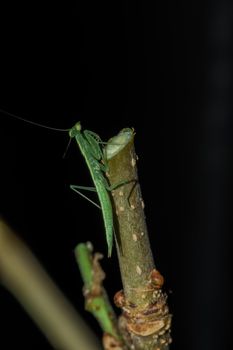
[{"xmin": 69, "ymin": 122, "xmax": 114, "ymax": 257}]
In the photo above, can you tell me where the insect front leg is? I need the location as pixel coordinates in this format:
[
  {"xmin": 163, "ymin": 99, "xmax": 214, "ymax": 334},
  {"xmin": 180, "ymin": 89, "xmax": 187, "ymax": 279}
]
[{"xmin": 84, "ymin": 130, "xmax": 103, "ymax": 160}]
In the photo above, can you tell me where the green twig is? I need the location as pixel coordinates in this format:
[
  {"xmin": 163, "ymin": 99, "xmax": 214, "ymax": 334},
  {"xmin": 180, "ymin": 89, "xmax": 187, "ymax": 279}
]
[{"xmin": 75, "ymin": 243, "xmax": 125, "ymax": 349}]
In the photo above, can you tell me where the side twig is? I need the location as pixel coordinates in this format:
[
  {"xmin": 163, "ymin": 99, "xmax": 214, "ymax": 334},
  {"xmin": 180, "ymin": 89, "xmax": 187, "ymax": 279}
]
[{"xmin": 75, "ymin": 242, "xmax": 126, "ymax": 350}]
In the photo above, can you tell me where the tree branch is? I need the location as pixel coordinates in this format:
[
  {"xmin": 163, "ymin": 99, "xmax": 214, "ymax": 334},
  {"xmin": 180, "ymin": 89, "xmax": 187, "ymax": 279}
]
[{"xmin": 105, "ymin": 129, "xmax": 172, "ymax": 350}]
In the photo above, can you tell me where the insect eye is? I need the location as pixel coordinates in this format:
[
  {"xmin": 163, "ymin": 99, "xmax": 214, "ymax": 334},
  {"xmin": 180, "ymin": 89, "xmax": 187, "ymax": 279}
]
[
  {"xmin": 69, "ymin": 122, "xmax": 82, "ymax": 138},
  {"xmin": 75, "ymin": 122, "xmax": 82, "ymax": 131}
]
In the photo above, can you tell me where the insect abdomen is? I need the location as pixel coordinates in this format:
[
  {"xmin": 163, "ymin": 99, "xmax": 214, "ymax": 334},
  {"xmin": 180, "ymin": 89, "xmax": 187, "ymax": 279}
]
[{"xmin": 95, "ymin": 182, "xmax": 113, "ymax": 257}]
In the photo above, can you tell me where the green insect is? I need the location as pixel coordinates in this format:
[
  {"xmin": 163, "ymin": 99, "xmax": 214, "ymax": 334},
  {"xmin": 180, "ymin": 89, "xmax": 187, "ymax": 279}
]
[
  {"xmin": 69, "ymin": 121, "xmax": 116, "ymax": 257},
  {"xmin": 1, "ymin": 109, "xmax": 119, "ymax": 257},
  {"xmin": 68, "ymin": 123, "xmax": 135, "ymax": 256}
]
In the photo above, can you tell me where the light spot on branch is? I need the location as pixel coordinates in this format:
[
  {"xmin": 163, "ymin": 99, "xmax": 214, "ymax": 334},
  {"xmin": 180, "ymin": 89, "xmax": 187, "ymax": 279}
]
[
  {"xmin": 136, "ymin": 265, "xmax": 142, "ymax": 275},
  {"xmin": 131, "ymin": 157, "xmax": 136, "ymax": 167}
]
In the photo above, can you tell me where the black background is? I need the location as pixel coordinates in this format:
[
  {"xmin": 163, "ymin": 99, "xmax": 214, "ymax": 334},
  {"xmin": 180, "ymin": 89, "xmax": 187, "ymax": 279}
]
[{"xmin": 1, "ymin": 1, "xmax": 233, "ymax": 349}]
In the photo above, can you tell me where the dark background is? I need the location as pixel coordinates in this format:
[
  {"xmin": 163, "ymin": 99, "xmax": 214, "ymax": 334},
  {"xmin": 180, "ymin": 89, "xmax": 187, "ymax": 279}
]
[{"xmin": 0, "ymin": 1, "xmax": 233, "ymax": 349}]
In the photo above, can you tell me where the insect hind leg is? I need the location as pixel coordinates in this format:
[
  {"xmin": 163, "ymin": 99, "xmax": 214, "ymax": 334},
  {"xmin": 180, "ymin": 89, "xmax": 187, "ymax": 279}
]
[{"xmin": 70, "ymin": 185, "xmax": 101, "ymax": 209}]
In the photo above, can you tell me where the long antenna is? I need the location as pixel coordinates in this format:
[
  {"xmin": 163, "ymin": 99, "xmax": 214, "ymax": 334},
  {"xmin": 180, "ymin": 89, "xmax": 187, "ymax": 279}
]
[{"xmin": 0, "ymin": 108, "xmax": 70, "ymax": 132}]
